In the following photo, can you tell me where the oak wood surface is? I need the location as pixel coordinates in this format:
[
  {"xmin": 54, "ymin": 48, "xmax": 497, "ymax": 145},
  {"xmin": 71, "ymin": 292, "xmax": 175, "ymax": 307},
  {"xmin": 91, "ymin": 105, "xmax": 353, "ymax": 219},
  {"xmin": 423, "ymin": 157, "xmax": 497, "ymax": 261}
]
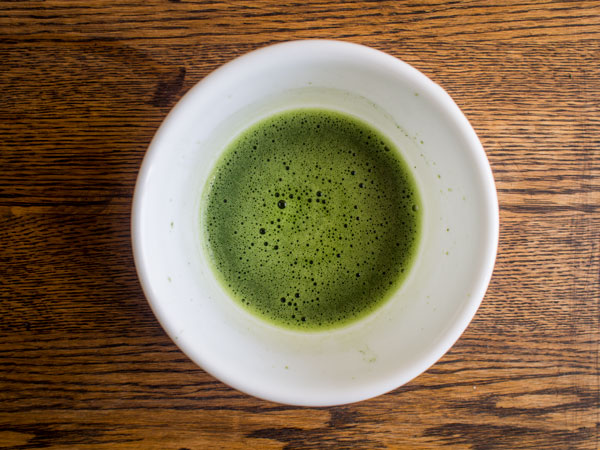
[{"xmin": 1, "ymin": 1, "xmax": 598, "ymax": 449}]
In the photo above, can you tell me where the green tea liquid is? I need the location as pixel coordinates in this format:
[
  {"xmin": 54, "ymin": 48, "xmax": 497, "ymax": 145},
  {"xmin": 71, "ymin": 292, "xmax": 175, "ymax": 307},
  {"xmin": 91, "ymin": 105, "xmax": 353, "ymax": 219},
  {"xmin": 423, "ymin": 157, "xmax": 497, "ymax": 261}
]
[{"xmin": 202, "ymin": 109, "xmax": 421, "ymax": 330}]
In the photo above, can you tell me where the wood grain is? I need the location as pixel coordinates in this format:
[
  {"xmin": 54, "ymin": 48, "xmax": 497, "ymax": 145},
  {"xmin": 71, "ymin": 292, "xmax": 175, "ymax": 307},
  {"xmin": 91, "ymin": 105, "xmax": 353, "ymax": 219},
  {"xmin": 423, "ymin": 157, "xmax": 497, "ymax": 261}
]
[{"xmin": 0, "ymin": 1, "xmax": 598, "ymax": 449}]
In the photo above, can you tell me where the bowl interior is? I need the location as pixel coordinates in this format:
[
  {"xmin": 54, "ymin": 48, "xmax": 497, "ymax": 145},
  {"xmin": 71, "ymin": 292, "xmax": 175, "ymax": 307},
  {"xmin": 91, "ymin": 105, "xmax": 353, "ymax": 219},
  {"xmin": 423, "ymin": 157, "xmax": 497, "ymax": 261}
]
[{"xmin": 133, "ymin": 41, "xmax": 498, "ymax": 406}]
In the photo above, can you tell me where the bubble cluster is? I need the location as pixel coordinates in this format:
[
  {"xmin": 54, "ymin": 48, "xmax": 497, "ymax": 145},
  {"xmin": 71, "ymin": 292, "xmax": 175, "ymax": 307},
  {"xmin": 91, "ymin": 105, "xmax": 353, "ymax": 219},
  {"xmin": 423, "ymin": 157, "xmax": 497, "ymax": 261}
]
[{"xmin": 203, "ymin": 109, "xmax": 422, "ymax": 330}]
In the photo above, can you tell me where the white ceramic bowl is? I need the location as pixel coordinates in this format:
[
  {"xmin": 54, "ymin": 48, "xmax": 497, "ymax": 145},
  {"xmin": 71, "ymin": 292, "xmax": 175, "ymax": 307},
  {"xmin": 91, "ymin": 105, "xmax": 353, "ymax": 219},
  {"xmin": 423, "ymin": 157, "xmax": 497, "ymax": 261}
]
[{"xmin": 132, "ymin": 40, "xmax": 498, "ymax": 406}]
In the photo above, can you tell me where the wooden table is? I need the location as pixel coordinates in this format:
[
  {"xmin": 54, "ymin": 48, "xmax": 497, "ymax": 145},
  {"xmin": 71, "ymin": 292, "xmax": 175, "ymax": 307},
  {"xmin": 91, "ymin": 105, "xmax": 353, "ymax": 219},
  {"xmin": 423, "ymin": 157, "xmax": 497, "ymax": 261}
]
[{"xmin": 1, "ymin": 1, "xmax": 598, "ymax": 448}]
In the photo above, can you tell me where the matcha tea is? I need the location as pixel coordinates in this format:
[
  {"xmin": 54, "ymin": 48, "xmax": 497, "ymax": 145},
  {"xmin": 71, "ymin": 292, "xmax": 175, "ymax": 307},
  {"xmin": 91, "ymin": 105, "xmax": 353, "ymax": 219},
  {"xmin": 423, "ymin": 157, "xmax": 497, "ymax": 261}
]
[{"xmin": 202, "ymin": 109, "xmax": 421, "ymax": 330}]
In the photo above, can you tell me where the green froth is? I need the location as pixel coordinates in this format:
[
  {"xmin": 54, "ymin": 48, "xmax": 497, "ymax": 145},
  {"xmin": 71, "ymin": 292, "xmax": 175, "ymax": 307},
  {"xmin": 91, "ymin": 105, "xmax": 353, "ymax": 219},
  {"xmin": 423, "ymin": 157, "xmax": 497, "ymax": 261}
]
[{"xmin": 202, "ymin": 108, "xmax": 421, "ymax": 331}]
